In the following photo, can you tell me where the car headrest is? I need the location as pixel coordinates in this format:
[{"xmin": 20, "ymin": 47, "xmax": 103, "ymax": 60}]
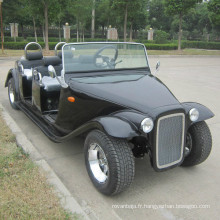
[
  {"xmin": 26, "ymin": 51, "xmax": 43, "ymax": 60},
  {"xmin": 79, "ymin": 55, "xmax": 94, "ymax": 64},
  {"xmin": 43, "ymin": 56, "xmax": 62, "ymax": 66}
]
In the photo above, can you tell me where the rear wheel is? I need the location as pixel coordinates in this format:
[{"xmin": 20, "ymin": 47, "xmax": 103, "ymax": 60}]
[
  {"xmin": 84, "ymin": 130, "xmax": 135, "ymax": 195},
  {"xmin": 8, "ymin": 78, "xmax": 19, "ymax": 110},
  {"xmin": 181, "ymin": 121, "xmax": 212, "ymax": 167}
]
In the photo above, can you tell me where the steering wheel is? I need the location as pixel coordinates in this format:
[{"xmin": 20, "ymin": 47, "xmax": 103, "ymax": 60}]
[{"xmin": 93, "ymin": 45, "xmax": 118, "ymax": 69}]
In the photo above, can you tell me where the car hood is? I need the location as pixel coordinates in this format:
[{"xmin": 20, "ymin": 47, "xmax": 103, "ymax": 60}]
[{"xmin": 69, "ymin": 74, "xmax": 180, "ymax": 114}]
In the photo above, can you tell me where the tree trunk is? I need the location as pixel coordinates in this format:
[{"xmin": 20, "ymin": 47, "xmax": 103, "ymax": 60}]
[
  {"xmin": 44, "ymin": 2, "xmax": 49, "ymax": 51},
  {"xmin": 33, "ymin": 18, "xmax": 38, "ymax": 42},
  {"xmin": 134, "ymin": 30, "xmax": 137, "ymax": 39},
  {"xmin": 129, "ymin": 22, "xmax": 133, "ymax": 42},
  {"xmin": 14, "ymin": 23, "xmax": 16, "ymax": 42},
  {"xmin": 59, "ymin": 21, "xmax": 61, "ymax": 42},
  {"xmin": 102, "ymin": 25, "xmax": 104, "ymax": 39},
  {"xmin": 178, "ymin": 13, "xmax": 182, "ymax": 51},
  {"xmin": 42, "ymin": 24, "xmax": 45, "ymax": 43},
  {"xmin": 83, "ymin": 27, "xmax": 85, "ymax": 42},
  {"xmin": 77, "ymin": 19, "xmax": 79, "ymax": 42},
  {"xmin": 91, "ymin": 0, "xmax": 95, "ymax": 39},
  {"xmin": 21, "ymin": 24, "xmax": 25, "ymax": 38},
  {"xmin": 123, "ymin": 4, "xmax": 128, "ymax": 42}
]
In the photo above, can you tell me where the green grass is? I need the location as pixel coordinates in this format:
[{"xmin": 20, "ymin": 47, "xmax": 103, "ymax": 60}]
[
  {"xmin": 147, "ymin": 48, "xmax": 220, "ymax": 56},
  {"xmin": 0, "ymin": 48, "xmax": 220, "ymax": 57},
  {"xmin": 0, "ymin": 49, "xmax": 55, "ymax": 57},
  {"xmin": 0, "ymin": 110, "xmax": 77, "ymax": 220}
]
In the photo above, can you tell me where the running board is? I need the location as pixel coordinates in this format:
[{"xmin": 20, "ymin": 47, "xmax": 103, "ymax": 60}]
[
  {"xmin": 16, "ymin": 102, "xmax": 95, "ymax": 143},
  {"xmin": 17, "ymin": 102, "xmax": 66, "ymax": 143}
]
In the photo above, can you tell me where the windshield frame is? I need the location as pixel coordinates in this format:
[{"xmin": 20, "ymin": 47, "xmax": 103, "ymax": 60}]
[{"xmin": 61, "ymin": 42, "xmax": 151, "ymax": 75}]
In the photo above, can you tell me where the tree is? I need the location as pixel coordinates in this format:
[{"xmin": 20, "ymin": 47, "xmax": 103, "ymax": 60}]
[
  {"xmin": 25, "ymin": 0, "xmax": 44, "ymax": 42},
  {"xmin": 165, "ymin": 0, "xmax": 202, "ymax": 50},
  {"xmin": 182, "ymin": 4, "xmax": 212, "ymax": 40},
  {"xmin": 128, "ymin": 0, "xmax": 148, "ymax": 41},
  {"xmin": 112, "ymin": 0, "xmax": 132, "ymax": 42},
  {"xmin": 112, "ymin": 0, "xmax": 147, "ymax": 42},
  {"xmin": 67, "ymin": 0, "xmax": 92, "ymax": 42},
  {"xmin": 148, "ymin": 0, "xmax": 172, "ymax": 32},
  {"xmin": 96, "ymin": 0, "xmax": 115, "ymax": 39},
  {"xmin": 208, "ymin": 0, "xmax": 220, "ymax": 30},
  {"xmin": 3, "ymin": 0, "xmax": 32, "ymax": 41},
  {"xmin": 25, "ymin": 0, "xmax": 60, "ymax": 49}
]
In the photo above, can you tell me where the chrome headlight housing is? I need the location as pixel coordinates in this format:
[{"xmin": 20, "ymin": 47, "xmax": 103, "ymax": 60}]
[
  {"xmin": 141, "ymin": 118, "xmax": 154, "ymax": 133},
  {"xmin": 189, "ymin": 108, "xmax": 199, "ymax": 122}
]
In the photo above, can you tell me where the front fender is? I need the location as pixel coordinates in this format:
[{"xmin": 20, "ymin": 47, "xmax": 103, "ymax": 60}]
[
  {"xmin": 92, "ymin": 116, "xmax": 139, "ymax": 139},
  {"xmin": 182, "ymin": 102, "xmax": 214, "ymax": 123}
]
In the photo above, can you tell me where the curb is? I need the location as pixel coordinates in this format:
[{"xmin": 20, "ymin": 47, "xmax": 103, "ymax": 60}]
[{"xmin": 0, "ymin": 103, "xmax": 90, "ymax": 220}]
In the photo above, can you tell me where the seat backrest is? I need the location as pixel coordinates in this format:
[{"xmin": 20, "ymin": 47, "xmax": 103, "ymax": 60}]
[
  {"xmin": 20, "ymin": 51, "xmax": 44, "ymax": 69},
  {"xmin": 35, "ymin": 56, "xmax": 62, "ymax": 77}
]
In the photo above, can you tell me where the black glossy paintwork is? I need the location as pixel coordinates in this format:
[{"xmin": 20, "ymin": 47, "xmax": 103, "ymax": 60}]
[
  {"xmin": 68, "ymin": 73, "xmax": 180, "ymax": 115},
  {"xmin": 4, "ymin": 56, "xmax": 215, "ymax": 173},
  {"xmin": 5, "ymin": 63, "xmax": 214, "ymax": 143}
]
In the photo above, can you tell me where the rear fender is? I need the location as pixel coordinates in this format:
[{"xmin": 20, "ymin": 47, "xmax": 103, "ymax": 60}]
[{"xmin": 5, "ymin": 68, "xmax": 20, "ymax": 96}]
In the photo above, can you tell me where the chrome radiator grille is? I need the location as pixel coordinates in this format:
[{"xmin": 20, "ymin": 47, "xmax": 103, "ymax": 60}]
[{"xmin": 156, "ymin": 113, "xmax": 185, "ymax": 169}]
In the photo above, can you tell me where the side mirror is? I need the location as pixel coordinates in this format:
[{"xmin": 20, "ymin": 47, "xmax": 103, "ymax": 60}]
[
  {"xmin": 156, "ymin": 61, "xmax": 160, "ymax": 70},
  {"xmin": 154, "ymin": 61, "xmax": 160, "ymax": 75},
  {"xmin": 48, "ymin": 65, "xmax": 56, "ymax": 78}
]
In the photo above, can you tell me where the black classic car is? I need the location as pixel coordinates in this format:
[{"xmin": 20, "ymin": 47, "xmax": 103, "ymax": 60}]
[{"xmin": 5, "ymin": 42, "xmax": 214, "ymax": 195}]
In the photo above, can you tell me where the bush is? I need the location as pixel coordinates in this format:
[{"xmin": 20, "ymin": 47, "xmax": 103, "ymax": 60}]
[
  {"xmin": 134, "ymin": 39, "xmax": 156, "ymax": 44},
  {"xmin": 4, "ymin": 37, "xmax": 25, "ymax": 42},
  {"xmin": 2, "ymin": 40, "xmax": 220, "ymax": 51},
  {"xmin": 145, "ymin": 43, "xmax": 178, "ymax": 50},
  {"xmin": 155, "ymin": 30, "xmax": 169, "ymax": 44},
  {"xmin": 1, "ymin": 42, "xmax": 58, "ymax": 50},
  {"xmin": 2, "ymin": 42, "xmax": 27, "ymax": 49},
  {"xmin": 181, "ymin": 41, "xmax": 220, "ymax": 50},
  {"xmin": 26, "ymin": 37, "xmax": 44, "ymax": 42},
  {"xmin": 26, "ymin": 37, "xmax": 67, "ymax": 42}
]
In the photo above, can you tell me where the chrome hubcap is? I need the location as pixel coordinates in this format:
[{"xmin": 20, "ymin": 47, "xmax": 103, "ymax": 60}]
[
  {"xmin": 88, "ymin": 143, "xmax": 109, "ymax": 183},
  {"xmin": 9, "ymin": 82, "xmax": 15, "ymax": 103}
]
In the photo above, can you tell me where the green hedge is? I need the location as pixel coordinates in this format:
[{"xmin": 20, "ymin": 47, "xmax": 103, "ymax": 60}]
[
  {"xmin": 2, "ymin": 40, "xmax": 220, "ymax": 51},
  {"xmin": 4, "ymin": 36, "xmax": 25, "ymax": 42},
  {"xmin": 4, "ymin": 37, "xmax": 66, "ymax": 42},
  {"xmin": 145, "ymin": 43, "xmax": 178, "ymax": 50},
  {"xmin": 135, "ymin": 39, "xmax": 156, "ymax": 44},
  {"xmin": 1, "ymin": 42, "xmax": 58, "ymax": 50},
  {"xmin": 181, "ymin": 41, "xmax": 220, "ymax": 50}
]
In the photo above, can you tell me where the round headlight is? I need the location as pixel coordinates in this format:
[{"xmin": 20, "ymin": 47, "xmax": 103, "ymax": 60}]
[
  {"xmin": 141, "ymin": 118, "xmax": 154, "ymax": 133},
  {"xmin": 189, "ymin": 108, "xmax": 199, "ymax": 122}
]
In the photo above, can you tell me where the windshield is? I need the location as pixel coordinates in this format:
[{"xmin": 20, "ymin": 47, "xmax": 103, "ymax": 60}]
[{"xmin": 62, "ymin": 43, "xmax": 149, "ymax": 73}]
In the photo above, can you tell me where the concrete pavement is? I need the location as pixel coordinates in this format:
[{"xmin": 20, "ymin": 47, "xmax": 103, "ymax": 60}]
[{"xmin": 0, "ymin": 56, "xmax": 219, "ymax": 220}]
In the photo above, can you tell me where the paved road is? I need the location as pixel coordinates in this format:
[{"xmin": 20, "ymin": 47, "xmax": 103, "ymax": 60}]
[{"xmin": 0, "ymin": 56, "xmax": 219, "ymax": 220}]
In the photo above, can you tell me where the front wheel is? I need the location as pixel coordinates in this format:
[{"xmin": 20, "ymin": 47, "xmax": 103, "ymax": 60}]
[
  {"xmin": 8, "ymin": 78, "xmax": 19, "ymax": 110},
  {"xmin": 84, "ymin": 130, "xmax": 135, "ymax": 195},
  {"xmin": 181, "ymin": 121, "xmax": 212, "ymax": 167}
]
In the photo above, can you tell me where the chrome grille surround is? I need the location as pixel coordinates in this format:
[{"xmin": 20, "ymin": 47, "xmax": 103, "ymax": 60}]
[{"xmin": 156, "ymin": 113, "xmax": 185, "ymax": 169}]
